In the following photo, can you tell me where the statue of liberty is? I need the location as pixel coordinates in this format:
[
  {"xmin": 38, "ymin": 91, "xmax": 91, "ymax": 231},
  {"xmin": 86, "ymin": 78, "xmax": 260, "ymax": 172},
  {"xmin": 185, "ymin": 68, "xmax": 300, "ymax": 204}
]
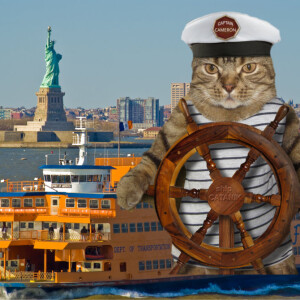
[{"xmin": 41, "ymin": 26, "xmax": 62, "ymax": 88}]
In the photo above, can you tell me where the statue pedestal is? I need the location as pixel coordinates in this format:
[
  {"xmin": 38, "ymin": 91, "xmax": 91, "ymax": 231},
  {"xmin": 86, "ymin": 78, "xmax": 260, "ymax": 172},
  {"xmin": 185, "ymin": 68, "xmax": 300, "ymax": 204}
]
[{"xmin": 14, "ymin": 87, "xmax": 74, "ymax": 132}]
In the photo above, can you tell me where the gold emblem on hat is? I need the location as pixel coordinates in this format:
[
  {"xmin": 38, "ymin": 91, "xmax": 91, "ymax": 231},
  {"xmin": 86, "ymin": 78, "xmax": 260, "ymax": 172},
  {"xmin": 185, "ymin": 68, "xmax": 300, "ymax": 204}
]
[{"xmin": 213, "ymin": 15, "xmax": 240, "ymax": 40}]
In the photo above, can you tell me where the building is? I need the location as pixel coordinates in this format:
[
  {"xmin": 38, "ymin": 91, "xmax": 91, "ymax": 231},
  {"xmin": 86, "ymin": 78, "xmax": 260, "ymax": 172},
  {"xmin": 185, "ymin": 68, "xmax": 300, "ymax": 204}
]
[
  {"xmin": 0, "ymin": 108, "xmax": 12, "ymax": 120},
  {"xmin": 11, "ymin": 112, "xmax": 23, "ymax": 120},
  {"xmin": 171, "ymin": 83, "xmax": 190, "ymax": 112},
  {"xmin": 163, "ymin": 105, "xmax": 171, "ymax": 123},
  {"xmin": 143, "ymin": 127, "xmax": 161, "ymax": 139},
  {"xmin": 117, "ymin": 97, "xmax": 161, "ymax": 129},
  {"xmin": 108, "ymin": 107, "xmax": 118, "ymax": 122}
]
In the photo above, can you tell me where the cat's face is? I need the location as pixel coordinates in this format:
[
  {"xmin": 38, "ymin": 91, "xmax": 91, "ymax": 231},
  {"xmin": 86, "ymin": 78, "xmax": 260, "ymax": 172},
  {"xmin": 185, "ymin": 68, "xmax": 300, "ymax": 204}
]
[{"xmin": 190, "ymin": 56, "xmax": 276, "ymax": 110}]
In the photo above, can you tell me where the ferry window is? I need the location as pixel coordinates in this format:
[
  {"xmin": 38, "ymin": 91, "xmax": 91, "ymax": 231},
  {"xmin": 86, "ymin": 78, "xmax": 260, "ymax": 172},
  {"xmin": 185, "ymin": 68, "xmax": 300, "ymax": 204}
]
[
  {"xmin": 139, "ymin": 261, "xmax": 145, "ymax": 271},
  {"xmin": 52, "ymin": 198, "xmax": 58, "ymax": 206},
  {"xmin": 52, "ymin": 223, "xmax": 57, "ymax": 229},
  {"xmin": 28, "ymin": 222, "xmax": 34, "ymax": 229},
  {"xmin": 1, "ymin": 261, "xmax": 8, "ymax": 267},
  {"xmin": 74, "ymin": 223, "xmax": 80, "ymax": 230},
  {"xmin": 129, "ymin": 223, "xmax": 136, "ymax": 233},
  {"xmin": 84, "ymin": 262, "xmax": 91, "ymax": 269},
  {"xmin": 153, "ymin": 260, "xmax": 158, "ymax": 270},
  {"xmin": 113, "ymin": 224, "xmax": 120, "ymax": 234},
  {"xmin": 87, "ymin": 175, "xmax": 93, "ymax": 182},
  {"xmin": 0, "ymin": 199, "xmax": 9, "ymax": 207},
  {"xmin": 79, "ymin": 175, "xmax": 87, "ymax": 182},
  {"xmin": 97, "ymin": 224, "xmax": 103, "ymax": 231},
  {"xmin": 137, "ymin": 223, "xmax": 143, "ymax": 232},
  {"xmin": 120, "ymin": 262, "xmax": 126, "ymax": 272},
  {"xmin": 92, "ymin": 175, "xmax": 100, "ymax": 182},
  {"xmin": 58, "ymin": 175, "xmax": 71, "ymax": 183},
  {"xmin": 12, "ymin": 198, "xmax": 21, "ymax": 207},
  {"xmin": 90, "ymin": 199, "xmax": 99, "ymax": 209},
  {"xmin": 24, "ymin": 198, "xmax": 33, "ymax": 207},
  {"xmin": 146, "ymin": 260, "xmax": 152, "ymax": 270},
  {"xmin": 71, "ymin": 175, "xmax": 79, "ymax": 183},
  {"xmin": 121, "ymin": 223, "xmax": 128, "ymax": 233},
  {"xmin": 66, "ymin": 198, "xmax": 75, "ymax": 208},
  {"xmin": 20, "ymin": 222, "xmax": 26, "ymax": 229},
  {"xmin": 51, "ymin": 175, "xmax": 58, "ymax": 183},
  {"xmin": 144, "ymin": 222, "xmax": 150, "ymax": 232},
  {"xmin": 66, "ymin": 223, "xmax": 71, "ymax": 229},
  {"xmin": 159, "ymin": 259, "xmax": 165, "ymax": 269},
  {"xmin": 78, "ymin": 199, "xmax": 87, "ymax": 208},
  {"xmin": 157, "ymin": 222, "xmax": 163, "ymax": 231},
  {"xmin": 151, "ymin": 222, "xmax": 157, "ymax": 231},
  {"xmin": 101, "ymin": 200, "xmax": 111, "ymax": 209},
  {"xmin": 94, "ymin": 263, "xmax": 101, "ymax": 269},
  {"xmin": 36, "ymin": 198, "xmax": 45, "ymax": 207},
  {"xmin": 11, "ymin": 261, "xmax": 18, "ymax": 267},
  {"xmin": 136, "ymin": 203, "xmax": 142, "ymax": 209},
  {"xmin": 166, "ymin": 259, "xmax": 172, "ymax": 269},
  {"xmin": 44, "ymin": 175, "xmax": 50, "ymax": 182},
  {"xmin": 43, "ymin": 222, "xmax": 49, "ymax": 229},
  {"xmin": 143, "ymin": 202, "xmax": 149, "ymax": 209}
]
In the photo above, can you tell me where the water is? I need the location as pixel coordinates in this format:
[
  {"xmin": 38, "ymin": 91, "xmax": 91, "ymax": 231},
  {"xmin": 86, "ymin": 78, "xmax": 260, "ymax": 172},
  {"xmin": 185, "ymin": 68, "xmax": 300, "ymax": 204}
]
[{"xmin": 0, "ymin": 144, "xmax": 151, "ymax": 183}]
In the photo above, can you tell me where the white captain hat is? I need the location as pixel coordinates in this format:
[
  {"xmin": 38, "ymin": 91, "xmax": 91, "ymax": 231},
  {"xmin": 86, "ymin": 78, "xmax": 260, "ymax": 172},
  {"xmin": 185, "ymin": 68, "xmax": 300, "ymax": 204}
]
[{"xmin": 181, "ymin": 12, "xmax": 281, "ymax": 57}]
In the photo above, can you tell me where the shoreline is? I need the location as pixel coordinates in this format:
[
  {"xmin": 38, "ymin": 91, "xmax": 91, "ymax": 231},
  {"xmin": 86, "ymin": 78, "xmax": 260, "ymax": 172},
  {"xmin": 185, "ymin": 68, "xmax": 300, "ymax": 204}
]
[{"xmin": 0, "ymin": 142, "xmax": 152, "ymax": 148}]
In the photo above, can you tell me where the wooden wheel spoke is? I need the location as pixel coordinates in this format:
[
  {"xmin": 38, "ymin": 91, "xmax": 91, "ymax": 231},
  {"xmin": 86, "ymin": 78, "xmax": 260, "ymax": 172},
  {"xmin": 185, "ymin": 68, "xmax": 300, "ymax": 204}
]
[
  {"xmin": 232, "ymin": 106, "xmax": 289, "ymax": 184},
  {"xmin": 230, "ymin": 211, "xmax": 267, "ymax": 274},
  {"xmin": 232, "ymin": 147, "xmax": 260, "ymax": 183},
  {"xmin": 170, "ymin": 209, "xmax": 219, "ymax": 275},
  {"xmin": 244, "ymin": 192, "xmax": 281, "ymax": 206},
  {"xmin": 196, "ymin": 144, "xmax": 222, "ymax": 181},
  {"xmin": 169, "ymin": 186, "xmax": 207, "ymax": 201},
  {"xmin": 179, "ymin": 98, "xmax": 198, "ymax": 134}
]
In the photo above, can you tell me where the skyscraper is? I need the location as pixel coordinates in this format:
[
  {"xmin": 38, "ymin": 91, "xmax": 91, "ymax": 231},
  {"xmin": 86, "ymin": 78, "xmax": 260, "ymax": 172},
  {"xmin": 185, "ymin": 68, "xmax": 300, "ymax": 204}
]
[
  {"xmin": 171, "ymin": 83, "xmax": 190, "ymax": 112},
  {"xmin": 117, "ymin": 97, "xmax": 160, "ymax": 129}
]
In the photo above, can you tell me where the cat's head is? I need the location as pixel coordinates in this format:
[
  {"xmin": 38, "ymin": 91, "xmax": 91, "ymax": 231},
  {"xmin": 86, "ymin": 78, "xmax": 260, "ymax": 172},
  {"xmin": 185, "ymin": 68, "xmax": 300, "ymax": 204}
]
[{"xmin": 190, "ymin": 56, "xmax": 276, "ymax": 110}]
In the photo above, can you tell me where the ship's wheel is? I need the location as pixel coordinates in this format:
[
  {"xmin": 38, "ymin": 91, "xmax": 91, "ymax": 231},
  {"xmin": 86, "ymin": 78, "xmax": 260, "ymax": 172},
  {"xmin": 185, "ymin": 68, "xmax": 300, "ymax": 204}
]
[{"xmin": 150, "ymin": 99, "xmax": 300, "ymax": 275}]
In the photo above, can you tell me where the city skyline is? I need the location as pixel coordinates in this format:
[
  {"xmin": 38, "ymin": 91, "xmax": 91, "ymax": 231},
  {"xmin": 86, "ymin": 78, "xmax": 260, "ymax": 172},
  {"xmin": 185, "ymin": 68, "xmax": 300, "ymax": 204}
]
[{"xmin": 1, "ymin": 0, "xmax": 300, "ymax": 108}]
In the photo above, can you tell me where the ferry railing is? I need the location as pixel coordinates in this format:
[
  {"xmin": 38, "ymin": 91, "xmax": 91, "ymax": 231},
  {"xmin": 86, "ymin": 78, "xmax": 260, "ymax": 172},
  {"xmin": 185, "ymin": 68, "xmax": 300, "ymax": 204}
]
[
  {"xmin": 95, "ymin": 156, "xmax": 142, "ymax": 167},
  {"xmin": 4, "ymin": 229, "xmax": 110, "ymax": 242},
  {"xmin": 5, "ymin": 180, "xmax": 45, "ymax": 192},
  {"xmin": 0, "ymin": 270, "xmax": 55, "ymax": 282},
  {"xmin": 0, "ymin": 207, "xmax": 48, "ymax": 215}
]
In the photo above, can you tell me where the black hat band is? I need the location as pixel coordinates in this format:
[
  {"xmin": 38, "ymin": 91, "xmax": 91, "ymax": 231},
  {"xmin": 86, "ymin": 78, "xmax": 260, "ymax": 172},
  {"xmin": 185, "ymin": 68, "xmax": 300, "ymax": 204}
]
[{"xmin": 191, "ymin": 41, "xmax": 272, "ymax": 58}]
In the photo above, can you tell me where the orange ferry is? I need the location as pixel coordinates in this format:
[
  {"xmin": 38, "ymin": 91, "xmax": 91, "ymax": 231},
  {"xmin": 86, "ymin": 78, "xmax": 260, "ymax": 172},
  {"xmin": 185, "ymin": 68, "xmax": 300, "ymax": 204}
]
[{"xmin": 0, "ymin": 118, "xmax": 180, "ymax": 293}]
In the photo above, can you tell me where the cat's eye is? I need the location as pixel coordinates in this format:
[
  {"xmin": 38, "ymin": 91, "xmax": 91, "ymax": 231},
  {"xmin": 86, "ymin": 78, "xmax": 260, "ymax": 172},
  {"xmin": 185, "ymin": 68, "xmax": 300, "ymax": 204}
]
[
  {"xmin": 205, "ymin": 64, "xmax": 219, "ymax": 74},
  {"xmin": 242, "ymin": 63, "xmax": 256, "ymax": 73}
]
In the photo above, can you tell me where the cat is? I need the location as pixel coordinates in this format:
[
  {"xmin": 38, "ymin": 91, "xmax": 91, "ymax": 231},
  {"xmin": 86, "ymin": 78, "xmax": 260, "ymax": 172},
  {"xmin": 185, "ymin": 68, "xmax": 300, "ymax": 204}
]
[{"xmin": 116, "ymin": 56, "xmax": 300, "ymax": 274}]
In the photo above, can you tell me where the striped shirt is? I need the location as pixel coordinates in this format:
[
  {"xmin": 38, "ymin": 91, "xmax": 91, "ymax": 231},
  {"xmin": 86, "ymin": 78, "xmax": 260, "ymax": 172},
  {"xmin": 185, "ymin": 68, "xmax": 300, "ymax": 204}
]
[{"xmin": 172, "ymin": 98, "xmax": 292, "ymax": 269}]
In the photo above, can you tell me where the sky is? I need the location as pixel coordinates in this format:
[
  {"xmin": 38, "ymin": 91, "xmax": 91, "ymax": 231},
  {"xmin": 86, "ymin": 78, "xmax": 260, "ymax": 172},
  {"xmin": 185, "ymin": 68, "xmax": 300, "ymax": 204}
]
[{"xmin": 1, "ymin": 0, "xmax": 300, "ymax": 109}]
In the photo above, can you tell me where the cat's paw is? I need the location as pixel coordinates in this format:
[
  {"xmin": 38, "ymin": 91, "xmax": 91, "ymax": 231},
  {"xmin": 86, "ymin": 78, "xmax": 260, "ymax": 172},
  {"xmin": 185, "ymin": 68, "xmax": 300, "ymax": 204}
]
[{"xmin": 116, "ymin": 169, "xmax": 150, "ymax": 210}]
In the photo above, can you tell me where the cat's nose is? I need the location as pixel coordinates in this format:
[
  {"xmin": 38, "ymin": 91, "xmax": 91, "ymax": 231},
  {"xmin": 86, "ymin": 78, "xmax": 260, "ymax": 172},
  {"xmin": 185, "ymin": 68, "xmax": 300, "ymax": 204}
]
[{"xmin": 223, "ymin": 84, "xmax": 235, "ymax": 93}]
